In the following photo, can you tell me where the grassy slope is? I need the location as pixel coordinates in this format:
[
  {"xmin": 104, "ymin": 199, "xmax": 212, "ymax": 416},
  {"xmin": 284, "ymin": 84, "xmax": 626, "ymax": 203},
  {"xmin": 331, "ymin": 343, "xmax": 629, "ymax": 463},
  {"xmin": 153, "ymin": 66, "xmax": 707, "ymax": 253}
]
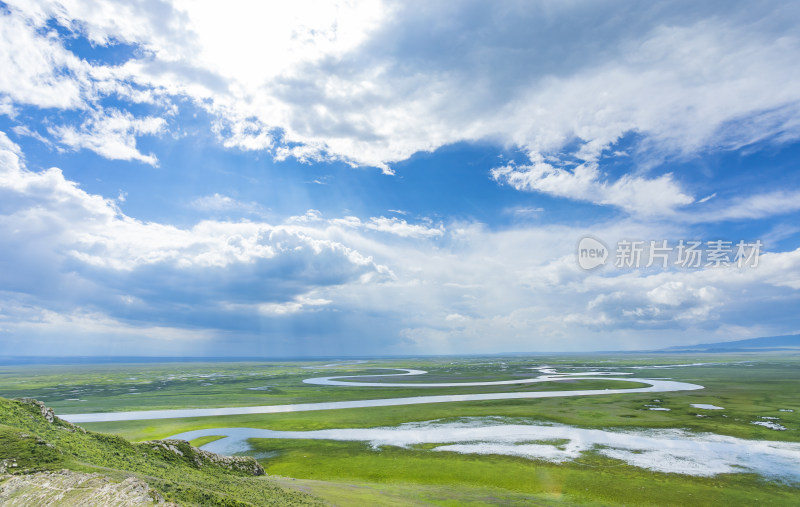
[{"xmin": 0, "ymin": 397, "xmax": 321, "ymax": 506}]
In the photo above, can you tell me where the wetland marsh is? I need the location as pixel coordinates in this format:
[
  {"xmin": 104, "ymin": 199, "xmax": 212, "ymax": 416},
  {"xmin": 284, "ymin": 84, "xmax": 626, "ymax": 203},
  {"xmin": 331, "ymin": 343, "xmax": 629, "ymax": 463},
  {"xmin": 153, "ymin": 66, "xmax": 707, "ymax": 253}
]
[{"xmin": 2, "ymin": 354, "xmax": 799, "ymax": 505}]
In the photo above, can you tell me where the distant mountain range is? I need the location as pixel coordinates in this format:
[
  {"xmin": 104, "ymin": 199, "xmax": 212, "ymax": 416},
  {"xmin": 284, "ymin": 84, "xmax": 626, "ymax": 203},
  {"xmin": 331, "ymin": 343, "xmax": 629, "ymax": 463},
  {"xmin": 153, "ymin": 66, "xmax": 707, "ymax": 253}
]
[{"xmin": 663, "ymin": 334, "xmax": 800, "ymax": 352}]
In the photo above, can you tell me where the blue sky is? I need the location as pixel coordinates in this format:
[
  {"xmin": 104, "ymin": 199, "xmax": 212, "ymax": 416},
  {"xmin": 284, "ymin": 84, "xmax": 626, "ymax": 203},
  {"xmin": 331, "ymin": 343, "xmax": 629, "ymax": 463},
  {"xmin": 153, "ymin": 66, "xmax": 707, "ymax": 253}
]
[{"xmin": 1, "ymin": 0, "xmax": 800, "ymax": 356}]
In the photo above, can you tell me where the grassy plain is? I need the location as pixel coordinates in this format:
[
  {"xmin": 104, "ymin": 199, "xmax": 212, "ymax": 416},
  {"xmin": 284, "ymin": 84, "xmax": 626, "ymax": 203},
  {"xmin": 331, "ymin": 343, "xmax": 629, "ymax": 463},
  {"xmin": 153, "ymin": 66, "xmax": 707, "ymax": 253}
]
[
  {"xmin": 2, "ymin": 354, "xmax": 799, "ymax": 505},
  {"xmin": 0, "ymin": 360, "xmax": 646, "ymax": 414},
  {"xmin": 256, "ymin": 439, "xmax": 799, "ymax": 506}
]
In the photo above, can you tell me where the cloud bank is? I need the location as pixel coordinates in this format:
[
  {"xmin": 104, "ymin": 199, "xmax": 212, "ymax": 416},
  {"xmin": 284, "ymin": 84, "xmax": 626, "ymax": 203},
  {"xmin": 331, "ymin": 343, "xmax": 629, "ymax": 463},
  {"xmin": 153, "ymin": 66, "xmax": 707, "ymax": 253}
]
[{"xmin": 2, "ymin": 1, "xmax": 800, "ymax": 213}]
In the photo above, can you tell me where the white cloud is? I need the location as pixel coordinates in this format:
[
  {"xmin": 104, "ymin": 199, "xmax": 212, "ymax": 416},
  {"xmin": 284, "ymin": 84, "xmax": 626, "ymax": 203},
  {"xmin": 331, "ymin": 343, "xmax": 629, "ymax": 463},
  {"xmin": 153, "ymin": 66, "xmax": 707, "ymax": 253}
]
[
  {"xmin": 288, "ymin": 209, "xmax": 324, "ymax": 223},
  {"xmin": 4, "ymin": 1, "xmax": 799, "ymax": 183},
  {"xmin": 49, "ymin": 108, "xmax": 166, "ymax": 165},
  {"xmin": 11, "ymin": 125, "xmax": 53, "ymax": 147},
  {"xmin": 255, "ymin": 296, "xmax": 333, "ymax": 316},
  {"xmin": 491, "ymin": 159, "xmax": 694, "ymax": 215},
  {"xmin": 685, "ymin": 190, "xmax": 800, "ymax": 222},
  {"xmin": 171, "ymin": 0, "xmax": 387, "ymax": 84},
  {"xmin": 0, "ymin": 298, "xmax": 217, "ymax": 355},
  {"xmin": 0, "ymin": 96, "xmax": 17, "ymax": 117},
  {"xmin": 3, "ymin": 3, "xmax": 800, "ymax": 355},
  {"xmin": 0, "ymin": 9, "xmax": 87, "ymax": 109},
  {"xmin": 509, "ymin": 207, "xmax": 544, "ymax": 215},
  {"xmin": 300, "ymin": 211, "xmax": 445, "ymax": 238},
  {"xmin": 364, "ymin": 216, "xmax": 444, "ymax": 238},
  {"xmin": 330, "ymin": 215, "xmax": 445, "ymax": 238},
  {"xmin": 190, "ymin": 193, "xmax": 265, "ymax": 215},
  {"xmin": 213, "ymin": 117, "xmax": 273, "ymax": 151},
  {"xmin": 4, "ymin": 131, "xmax": 800, "ymax": 354},
  {"xmin": 8, "ymin": 306, "xmax": 214, "ymax": 341},
  {"xmin": 0, "ymin": 134, "xmax": 390, "ymax": 339},
  {"xmin": 697, "ymin": 193, "xmax": 717, "ymax": 204},
  {"xmin": 584, "ymin": 281, "xmax": 723, "ymax": 326},
  {"xmin": 0, "ymin": 131, "xmax": 23, "ymax": 157}
]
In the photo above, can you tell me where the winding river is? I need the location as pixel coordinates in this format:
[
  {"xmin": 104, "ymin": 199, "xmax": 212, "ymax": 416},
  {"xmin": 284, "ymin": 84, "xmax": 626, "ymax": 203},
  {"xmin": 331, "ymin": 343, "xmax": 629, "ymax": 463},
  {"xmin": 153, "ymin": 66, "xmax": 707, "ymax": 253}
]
[
  {"xmin": 61, "ymin": 367, "xmax": 702, "ymax": 423},
  {"xmin": 58, "ymin": 368, "xmax": 800, "ymax": 482}
]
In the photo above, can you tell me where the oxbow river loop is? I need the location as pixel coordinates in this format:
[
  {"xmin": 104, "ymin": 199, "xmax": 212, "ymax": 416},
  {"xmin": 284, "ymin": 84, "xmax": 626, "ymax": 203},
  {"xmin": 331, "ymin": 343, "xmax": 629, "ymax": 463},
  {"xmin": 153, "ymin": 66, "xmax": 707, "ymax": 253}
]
[{"xmin": 62, "ymin": 368, "xmax": 703, "ymax": 423}]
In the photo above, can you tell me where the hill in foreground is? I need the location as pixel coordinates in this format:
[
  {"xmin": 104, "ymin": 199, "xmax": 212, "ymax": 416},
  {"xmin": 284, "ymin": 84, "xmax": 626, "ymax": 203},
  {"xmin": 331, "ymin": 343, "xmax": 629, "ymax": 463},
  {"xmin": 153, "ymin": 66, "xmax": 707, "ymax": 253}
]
[{"xmin": 0, "ymin": 397, "xmax": 321, "ymax": 506}]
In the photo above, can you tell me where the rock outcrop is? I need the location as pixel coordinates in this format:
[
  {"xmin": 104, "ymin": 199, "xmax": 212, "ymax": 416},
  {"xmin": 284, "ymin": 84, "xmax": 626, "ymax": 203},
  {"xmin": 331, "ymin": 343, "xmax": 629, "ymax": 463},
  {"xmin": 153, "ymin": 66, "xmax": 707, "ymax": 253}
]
[
  {"xmin": 0, "ymin": 469, "xmax": 175, "ymax": 506},
  {"xmin": 143, "ymin": 439, "xmax": 265, "ymax": 476},
  {"xmin": 17, "ymin": 398, "xmax": 86, "ymax": 433},
  {"xmin": 19, "ymin": 398, "xmax": 55, "ymax": 423}
]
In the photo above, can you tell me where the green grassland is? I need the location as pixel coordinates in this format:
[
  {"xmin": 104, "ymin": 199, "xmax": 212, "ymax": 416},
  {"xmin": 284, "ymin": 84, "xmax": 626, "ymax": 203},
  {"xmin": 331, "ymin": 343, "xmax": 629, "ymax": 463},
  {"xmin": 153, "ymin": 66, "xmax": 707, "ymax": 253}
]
[
  {"xmin": 56, "ymin": 355, "xmax": 799, "ymax": 443},
  {"xmin": 269, "ymin": 475, "xmax": 573, "ymax": 507},
  {"xmin": 2, "ymin": 354, "xmax": 799, "ymax": 505},
  {"xmin": 251, "ymin": 438, "xmax": 799, "ymax": 506},
  {"xmin": 0, "ymin": 360, "xmax": 647, "ymax": 414}
]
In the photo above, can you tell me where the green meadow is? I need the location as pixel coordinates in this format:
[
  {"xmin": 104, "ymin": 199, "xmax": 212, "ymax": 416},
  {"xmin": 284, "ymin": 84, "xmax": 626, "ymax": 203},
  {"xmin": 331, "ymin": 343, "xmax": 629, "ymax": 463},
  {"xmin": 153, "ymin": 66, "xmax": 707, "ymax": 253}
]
[
  {"xmin": 1, "ymin": 354, "xmax": 799, "ymax": 505},
  {"xmin": 0, "ymin": 360, "xmax": 645, "ymax": 414}
]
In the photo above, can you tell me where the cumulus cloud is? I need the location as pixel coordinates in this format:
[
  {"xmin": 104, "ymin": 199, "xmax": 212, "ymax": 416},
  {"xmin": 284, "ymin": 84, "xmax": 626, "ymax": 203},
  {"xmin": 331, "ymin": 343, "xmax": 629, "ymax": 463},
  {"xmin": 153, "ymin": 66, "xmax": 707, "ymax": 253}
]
[
  {"xmin": 0, "ymin": 133, "xmax": 392, "ymax": 351},
  {"xmin": 3, "ymin": 131, "xmax": 800, "ymax": 354},
  {"xmin": 584, "ymin": 281, "xmax": 723, "ymax": 327}
]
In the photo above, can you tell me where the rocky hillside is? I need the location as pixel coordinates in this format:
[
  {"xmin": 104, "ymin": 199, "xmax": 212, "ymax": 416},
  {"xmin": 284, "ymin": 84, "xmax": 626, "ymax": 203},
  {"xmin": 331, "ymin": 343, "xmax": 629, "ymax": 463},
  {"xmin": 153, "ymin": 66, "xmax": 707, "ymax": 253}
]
[
  {"xmin": 0, "ymin": 397, "xmax": 321, "ymax": 506},
  {"xmin": 0, "ymin": 469, "xmax": 172, "ymax": 506}
]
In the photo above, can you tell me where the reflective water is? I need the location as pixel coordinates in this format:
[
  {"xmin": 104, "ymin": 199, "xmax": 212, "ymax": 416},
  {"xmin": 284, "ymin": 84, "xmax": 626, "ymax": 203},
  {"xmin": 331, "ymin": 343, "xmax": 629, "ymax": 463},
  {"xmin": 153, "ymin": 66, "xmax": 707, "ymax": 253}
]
[{"xmin": 168, "ymin": 418, "xmax": 800, "ymax": 481}]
